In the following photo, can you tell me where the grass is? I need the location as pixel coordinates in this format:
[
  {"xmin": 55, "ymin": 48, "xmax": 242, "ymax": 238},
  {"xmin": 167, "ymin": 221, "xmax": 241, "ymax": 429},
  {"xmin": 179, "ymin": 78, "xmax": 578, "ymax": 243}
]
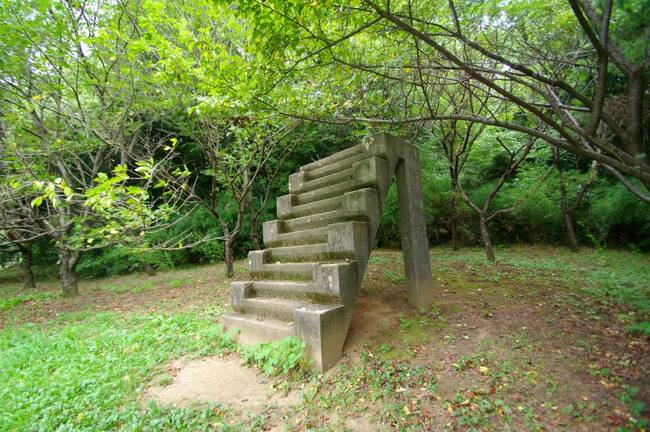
[
  {"xmin": 0, "ymin": 307, "xmax": 239, "ymax": 431},
  {"xmin": 0, "ymin": 291, "xmax": 57, "ymax": 311},
  {"xmin": 0, "ymin": 245, "xmax": 648, "ymax": 430}
]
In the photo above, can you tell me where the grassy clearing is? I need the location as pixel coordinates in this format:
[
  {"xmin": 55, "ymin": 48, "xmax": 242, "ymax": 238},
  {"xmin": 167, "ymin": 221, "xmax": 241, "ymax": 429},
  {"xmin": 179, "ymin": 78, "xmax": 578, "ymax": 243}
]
[
  {"xmin": 0, "ymin": 245, "xmax": 648, "ymax": 431},
  {"xmin": 0, "ymin": 307, "xmax": 244, "ymax": 431}
]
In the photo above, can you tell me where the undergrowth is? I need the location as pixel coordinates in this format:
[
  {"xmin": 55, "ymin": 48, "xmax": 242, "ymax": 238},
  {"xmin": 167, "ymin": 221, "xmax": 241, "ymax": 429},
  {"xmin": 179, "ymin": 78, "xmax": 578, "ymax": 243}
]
[
  {"xmin": 240, "ymin": 336, "xmax": 311, "ymax": 378},
  {"xmin": 0, "ymin": 307, "xmax": 238, "ymax": 431}
]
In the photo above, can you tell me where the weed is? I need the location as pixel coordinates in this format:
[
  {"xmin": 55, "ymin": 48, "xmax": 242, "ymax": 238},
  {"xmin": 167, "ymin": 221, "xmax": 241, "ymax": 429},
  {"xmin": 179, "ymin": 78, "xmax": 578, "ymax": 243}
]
[
  {"xmin": 448, "ymin": 388, "xmax": 512, "ymax": 429},
  {"xmin": 626, "ymin": 321, "xmax": 650, "ymax": 336},
  {"xmin": 383, "ymin": 268, "xmax": 406, "ymax": 284},
  {"xmin": 240, "ymin": 336, "xmax": 310, "ymax": 377},
  {"xmin": 398, "ymin": 315, "xmax": 412, "ymax": 331},
  {"xmin": 367, "ymin": 256, "xmax": 390, "ymax": 266},
  {"xmin": 0, "ymin": 291, "xmax": 56, "ymax": 311},
  {"xmin": 132, "ymin": 281, "xmax": 154, "ymax": 293},
  {"xmin": 168, "ymin": 277, "xmax": 193, "ymax": 289},
  {"xmin": 0, "ymin": 309, "xmax": 236, "ymax": 430},
  {"xmin": 618, "ymin": 385, "xmax": 649, "ymax": 431}
]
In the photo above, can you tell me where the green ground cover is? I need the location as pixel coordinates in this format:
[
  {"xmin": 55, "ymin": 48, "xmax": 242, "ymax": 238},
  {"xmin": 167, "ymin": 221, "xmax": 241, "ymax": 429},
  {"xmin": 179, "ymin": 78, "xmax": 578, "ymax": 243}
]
[{"xmin": 0, "ymin": 246, "xmax": 648, "ymax": 431}]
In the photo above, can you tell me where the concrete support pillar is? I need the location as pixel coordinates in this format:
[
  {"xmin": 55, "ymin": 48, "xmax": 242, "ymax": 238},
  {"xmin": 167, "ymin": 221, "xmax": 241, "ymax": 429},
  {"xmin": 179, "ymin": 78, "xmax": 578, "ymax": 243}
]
[{"xmin": 395, "ymin": 146, "xmax": 434, "ymax": 310}]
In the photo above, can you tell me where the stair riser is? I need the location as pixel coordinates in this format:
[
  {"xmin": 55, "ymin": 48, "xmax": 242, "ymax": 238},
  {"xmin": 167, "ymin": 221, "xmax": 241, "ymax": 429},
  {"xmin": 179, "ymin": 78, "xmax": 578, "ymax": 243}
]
[
  {"xmin": 289, "ymin": 168, "xmax": 354, "ymax": 195},
  {"xmin": 265, "ymin": 188, "xmax": 379, "ymax": 246},
  {"xmin": 265, "ymin": 239, "xmax": 359, "ymax": 263},
  {"xmin": 306, "ymin": 152, "xmax": 371, "ymax": 179},
  {"xmin": 252, "ymin": 287, "xmax": 336, "ymax": 302},
  {"xmin": 235, "ymin": 302, "xmax": 295, "ymax": 321},
  {"xmin": 299, "ymin": 144, "xmax": 365, "ymax": 172},
  {"xmin": 264, "ymin": 231, "xmax": 329, "ymax": 248},
  {"xmin": 294, "ymin": 180, "xmax": 356, "ymax": 205},
  {"xmin": 292, "ymin": 156, "xmax": 387, "ymax": 209},
  {"xmin": 221, "ymin": 314, "xmax": 294, "ymax": 344},
  {"xmin": 278, "ymin": 196, "xmax": 343, "ymax": 220},
  {"xmin": 283, "ymin": 211, "xmax": 364, "ymax": 233},
  {"xmin": 267, "ymin": 249, "xmax": 353, "ymax": 263},
  {"xmin": 251, "ymin": 269, "xmax": 314, "ymax": 281}
]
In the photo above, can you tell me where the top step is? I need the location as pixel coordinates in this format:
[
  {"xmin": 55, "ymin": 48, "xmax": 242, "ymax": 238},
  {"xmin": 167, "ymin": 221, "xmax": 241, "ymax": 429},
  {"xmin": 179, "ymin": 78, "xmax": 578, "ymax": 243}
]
[{"xmin": 299, "ymin": 144, "xmax": 365, "ymax": 173}]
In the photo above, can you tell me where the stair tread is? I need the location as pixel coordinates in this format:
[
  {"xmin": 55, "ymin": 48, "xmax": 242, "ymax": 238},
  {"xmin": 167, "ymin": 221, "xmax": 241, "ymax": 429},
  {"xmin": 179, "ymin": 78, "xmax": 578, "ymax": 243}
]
[
  {"xmin": 236, "ymin": 296, "xmax": 334, "ymax": 321},
  {"xmin": 279, "ymin": 195, "xmax": 342, "ymax": 220},
  {"xmin": 295, "ymin": 179, "xmax": 356, "ymax": 205},
  {"xmin": 223, "ymin": 312, "xmax": 294, "ymax": 328},
  {"xmin": 293, "ymin": 167, "xmax": 354, "ymax": 194},
  {"xmin": 268, "ymin": 243, "xmax": 327, "ymax": 251},
  {"xmin": 300, "ymin": 144, "xmax": 365, "ymax": 172},
  {"xmin": 221, "ymin": 313, "xmax": 295, "ymax": 339},
  {"xmin": 248, "ymin": 279, "xmax": 335, "ymax": 297},
  {"xmin": 306, "ymin": 152, "xmax": 371, "ymax": 179},
  {"xmin": 265, "ymin": 227, "xmax": 329, "ymax": 247},
  {"xmin": 284, "ymin": 209, "xmax": 342, "ymax": 229},
  {"xmin": 242, "ymin": 296, "xmax": 341, "ymax": 311},
  {"xmin": 252, "ymin": 279, "xmax": 314, "ymax": 288},
  {"xmin": 262, "ymin": 259, "xmax": 352, "ymax": 266}
]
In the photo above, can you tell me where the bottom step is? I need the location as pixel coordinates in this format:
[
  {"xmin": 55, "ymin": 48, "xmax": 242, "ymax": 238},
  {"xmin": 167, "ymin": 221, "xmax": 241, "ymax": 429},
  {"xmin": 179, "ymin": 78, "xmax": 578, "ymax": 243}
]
[{"xmin": 221, "ymin": 313, "xmax": 294, "ymax": 345}]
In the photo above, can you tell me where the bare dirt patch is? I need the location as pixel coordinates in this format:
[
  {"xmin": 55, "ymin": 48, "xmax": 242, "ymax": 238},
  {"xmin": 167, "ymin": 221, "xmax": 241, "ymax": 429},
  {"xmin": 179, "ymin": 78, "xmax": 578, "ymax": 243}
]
[{"xmin": 144, "ymin": 356, "xmax": 300, "ymax": 410}]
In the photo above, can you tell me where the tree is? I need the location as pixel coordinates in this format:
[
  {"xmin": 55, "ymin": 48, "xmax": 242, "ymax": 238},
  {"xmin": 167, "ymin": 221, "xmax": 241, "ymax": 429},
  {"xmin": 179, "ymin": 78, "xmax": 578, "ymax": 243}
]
[
  {"xmin": 458, "ymin": 131, "xmax": 546, "ymax": 261},
  {"xmin": 553, "ymin": 149, "xmax": 599, "ymax": 251},
  {"xmin": 0, "ymin": 0, "xmax": 193, "ymax": 294},
  {"xmin": 233, "ymin": 0, "xmax": 650, "ymax": 203},
  {"xmin": 123, "ymin": 0, "xmax": 301, "ymax": 277}
]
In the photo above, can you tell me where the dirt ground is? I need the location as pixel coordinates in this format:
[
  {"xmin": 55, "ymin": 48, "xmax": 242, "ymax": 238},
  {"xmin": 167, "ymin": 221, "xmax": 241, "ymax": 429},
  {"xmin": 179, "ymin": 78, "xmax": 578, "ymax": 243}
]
[
  {"xmin": 1, "ymin": 246, "xmax": 648, "ymax": 430},
  {"xmin": 144, "ymin": 355, "xmax": 300, "ymax": 410}
]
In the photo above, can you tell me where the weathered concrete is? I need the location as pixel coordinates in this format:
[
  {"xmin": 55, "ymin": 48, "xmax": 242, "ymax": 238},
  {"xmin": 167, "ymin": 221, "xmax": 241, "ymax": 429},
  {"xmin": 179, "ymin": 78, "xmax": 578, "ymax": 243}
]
[{"xmin": 222, "ymin": 133, "xmax": 434, "ymax": 371}]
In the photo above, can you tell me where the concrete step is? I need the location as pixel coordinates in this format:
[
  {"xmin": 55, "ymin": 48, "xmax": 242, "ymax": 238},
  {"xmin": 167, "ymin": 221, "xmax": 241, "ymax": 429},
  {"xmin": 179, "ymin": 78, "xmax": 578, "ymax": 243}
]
[
  {"xmin": 234, "ymin": 297, "xmax": 311, "ymax": 321},
  {"xmin": 226, "ymin": 133, "xmax": 430, "ymax": 372},
  {"xmin": 300, "ymin": 144, "xmax": 365, "ymax": 173},
  {"xmin": 293, "ymin": 167, "xmax": 354, "ymax": 194},
  {"xmin": 264, "ymin": 226, "xmax": 329, "ymax": 247},
  {"xmin": 306, "ymin": 151, "xmax": 371, "ymax": 179},
  {"xmin": 295, "ymin": 179, "xmax": 357, "ymax": 205},
  {"xmin": 221, "ymin": 313, "xmax": 294, "ymax": 343},
  {"xmin": 279, "ymin": 195, "xmax": 342, "ymax": 220},
  {"xmin": 252, "ymin": 262, "xmax": 319, "ymax": 280},
  {"xmin": 250, "ymin": 280, "xmax": 333, "ymax": 298},
  {"xmin": 283, "ymin": 209, "xmax": 350, "ymax": 232},
  {"xmin": 267, "ymin": 243, "xmax": 335, "ymax": 262}
]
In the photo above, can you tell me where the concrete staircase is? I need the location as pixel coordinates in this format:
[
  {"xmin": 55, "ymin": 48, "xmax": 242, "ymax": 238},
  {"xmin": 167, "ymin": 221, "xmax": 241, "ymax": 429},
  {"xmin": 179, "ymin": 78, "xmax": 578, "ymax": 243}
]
[{"xmin": 222, "ymin": 133, "xmax": 433, "ymax": 371}]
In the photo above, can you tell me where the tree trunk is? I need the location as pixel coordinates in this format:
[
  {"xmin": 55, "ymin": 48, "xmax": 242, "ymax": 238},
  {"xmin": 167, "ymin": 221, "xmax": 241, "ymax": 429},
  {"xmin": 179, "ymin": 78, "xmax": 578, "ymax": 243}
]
[
  {"xmin": 250, "ymin": 215, "xmax": 262, "ymax": 250},
  {"xmin": 143, "ymin": 263, "xmax": 157, "ymax": 276},
  {"xmin": 563, "ymin": 210, "xmax": 579, "ymax": 252},
  {"xmin": 22, "ymin": 247, "xmax": 35, "ymax": 289},
  {"xmin": 449, "ymin": 187, "xmax": 460, "ymax": 250},
  {"xmin": 58, "ymin": 249, "xmax": 79, "ymax": 297},
  {"xmin": 479, "ymin": 214, "xmax": 495, "ymax": 261},
  {"xmin": 224, "ymin": 238, "xmax": 235, "ymax": 278},
  {"xmin": 626, "ymin": 69, "xmax": 645, "ymax": 160}
]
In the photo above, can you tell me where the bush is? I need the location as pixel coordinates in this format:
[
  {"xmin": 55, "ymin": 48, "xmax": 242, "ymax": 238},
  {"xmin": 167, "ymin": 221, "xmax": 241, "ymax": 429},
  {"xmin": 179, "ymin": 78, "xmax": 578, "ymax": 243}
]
[{"xmin": 77, "ymin": 248, "xmax": 176, "ymax": 279}]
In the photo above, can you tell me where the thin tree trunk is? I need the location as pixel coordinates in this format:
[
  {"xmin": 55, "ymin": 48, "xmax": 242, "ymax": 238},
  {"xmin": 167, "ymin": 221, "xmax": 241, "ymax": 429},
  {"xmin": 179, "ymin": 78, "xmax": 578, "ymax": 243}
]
[
  {"xmin": 555, "ymin": 148, "xmax": 582, "ymax": 252},
  {"xmin": 449, "ymin": 183, "xmax": 460, "ymax": 250},
  {"xmin": 250, "ymin": 216, "xmax": 262, "ymax": 251},
  {"xmin": 22, "ymin": 246, "xmax": 35, "ymax": 289},
  {"xmin": 626, "ymin": 69, "xmax": 645, "ymax": 160},
  {"xmin": 58, "ymin": 248, "xmax": 79, "ymax": 297},
  {"xmin": 143, "ymin": 263, "xmax": 156, "ymax": 276},
  {"xmin": 563, "ymin": 210, "xmax": 579, "ymax": 252},
  {"xmin": 479, "ymin": 214, "xmax": 495, "ymax": 261},
  {"xmin": 224, "ymin": 237, "xmax": 235, "ymax": 278}
]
